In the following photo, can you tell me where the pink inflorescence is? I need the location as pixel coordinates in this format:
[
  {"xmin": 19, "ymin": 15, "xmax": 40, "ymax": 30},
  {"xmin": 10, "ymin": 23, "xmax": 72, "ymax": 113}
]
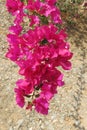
[{"xmin": 6, "ymin": 0, "xmax": 73, "ymax": 115}]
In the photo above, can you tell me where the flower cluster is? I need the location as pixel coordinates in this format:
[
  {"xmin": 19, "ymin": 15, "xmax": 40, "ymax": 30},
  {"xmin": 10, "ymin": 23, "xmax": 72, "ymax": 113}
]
[{"xmin": 6, "ymin": 0, "xmax": 73, "ymax": 115}]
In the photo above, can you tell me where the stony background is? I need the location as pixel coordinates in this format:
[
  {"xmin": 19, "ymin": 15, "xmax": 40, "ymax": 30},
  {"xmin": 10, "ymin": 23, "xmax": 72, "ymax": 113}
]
[{"xmin": 0, "ymin": 1, "xmax": 87, "ymax": 130}]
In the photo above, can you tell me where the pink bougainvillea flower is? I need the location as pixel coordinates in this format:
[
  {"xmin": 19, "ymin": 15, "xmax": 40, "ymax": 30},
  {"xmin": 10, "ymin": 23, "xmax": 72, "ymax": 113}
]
[
  {"xmin": 6, "ymin": 0, "xmax": 73, "ymax": 115},
  {"xmin": 14, "ymin": 87, "xmax": 25, "ymax": 108},
  {"xmin": 13, "ymin": 7, "xmax": 25, "ymax": 25},
  {"xmin": 6, "ymin": 34, "xmax": 21, "ymax": 61},
  {"xmin": 46, "ymin": 0, "xmax": 57, "ymax": 6},
  {"xmin": 40, "ymin": 83, "xmax": 57, "ymax": 101},
  {"xmin": 29, "ymin": 15, "xmax": 40, "ymax": 26},
  {"xmin": 6, "ymin": 0, "xmax": 23, "ymax": 15},
  {"xmin": 33, "ymin": 97, "xmax": 49, "ymax": 115},
  {"xmin": 41, "ymin": 68, "xmax": 64, "ymax": 86},
  {"xmin": 27, "ymin": 0, "xmax": 41, "ymax": 11},
  {"xmin": 27, "ymin": 0, "xmax": 62, "ymax": 24},
  {"xmin": 9, "ymin": 24, "xmax": 22, "ymax": 35},
  {"xmin": 16, "ymin": 79, "xmax": 34, "ymax": 95}
]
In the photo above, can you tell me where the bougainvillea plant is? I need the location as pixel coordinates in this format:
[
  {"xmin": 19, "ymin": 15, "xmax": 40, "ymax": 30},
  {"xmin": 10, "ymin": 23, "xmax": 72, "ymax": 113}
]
[{"xmin": 6, "ymin": 0, "xmax": 73, "ymax": 115}]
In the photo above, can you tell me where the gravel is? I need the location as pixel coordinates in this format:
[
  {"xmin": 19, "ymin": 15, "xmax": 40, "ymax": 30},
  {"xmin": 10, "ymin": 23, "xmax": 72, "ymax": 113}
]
[{"xmin": 0, "ymin": 1, "xmax": 87, "ymax": 130}]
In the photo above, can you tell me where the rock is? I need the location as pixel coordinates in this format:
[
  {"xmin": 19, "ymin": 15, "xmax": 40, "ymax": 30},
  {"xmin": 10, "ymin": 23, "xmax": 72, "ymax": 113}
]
[{"xmin": 16, "ymin": 119, "xmax": 24, "ymax": 129}]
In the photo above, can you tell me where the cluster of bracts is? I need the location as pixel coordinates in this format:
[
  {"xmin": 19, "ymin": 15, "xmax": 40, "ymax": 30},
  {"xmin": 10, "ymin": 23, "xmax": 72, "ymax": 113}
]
[{"xmin": 6, "ymin": 0, "xmax": 73, "ymax": 115}]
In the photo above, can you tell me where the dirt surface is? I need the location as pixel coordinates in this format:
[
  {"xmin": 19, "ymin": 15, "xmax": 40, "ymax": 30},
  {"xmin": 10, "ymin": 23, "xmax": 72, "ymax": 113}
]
[{"xmin": 0, "ymin": 1, "xmax": 87, "ymax": 130}]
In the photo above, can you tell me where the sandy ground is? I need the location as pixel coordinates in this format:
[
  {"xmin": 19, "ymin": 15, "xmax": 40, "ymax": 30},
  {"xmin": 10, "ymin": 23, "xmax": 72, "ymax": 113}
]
[{"xmin": 0, "ymin": 1, "xmax": 87, "ymax": 130}]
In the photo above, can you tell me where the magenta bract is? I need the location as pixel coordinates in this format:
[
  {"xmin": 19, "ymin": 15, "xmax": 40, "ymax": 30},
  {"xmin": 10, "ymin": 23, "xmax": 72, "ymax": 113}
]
[{"xmin": 6, "ymin": 0, "xmax": 73, "ymax": 115}]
